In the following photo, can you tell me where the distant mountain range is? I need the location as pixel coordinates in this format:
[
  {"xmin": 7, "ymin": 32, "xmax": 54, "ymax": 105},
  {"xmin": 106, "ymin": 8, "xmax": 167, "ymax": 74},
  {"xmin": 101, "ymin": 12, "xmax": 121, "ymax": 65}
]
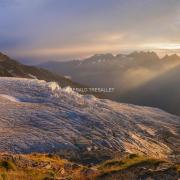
[{"xmin": 39, "ymin": 51, "xmax": 180, "ymax": 116}]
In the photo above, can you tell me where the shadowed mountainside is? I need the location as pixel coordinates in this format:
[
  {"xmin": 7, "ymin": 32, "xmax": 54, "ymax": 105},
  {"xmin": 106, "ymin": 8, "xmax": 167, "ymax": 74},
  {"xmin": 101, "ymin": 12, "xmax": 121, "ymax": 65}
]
[
  {"xmin": 118, "ymin": 64, "xmax": 180, "ymax": 116},
  {"xmin": 0, "ymin": 52, "xmax": 82, "ymax": 88}
]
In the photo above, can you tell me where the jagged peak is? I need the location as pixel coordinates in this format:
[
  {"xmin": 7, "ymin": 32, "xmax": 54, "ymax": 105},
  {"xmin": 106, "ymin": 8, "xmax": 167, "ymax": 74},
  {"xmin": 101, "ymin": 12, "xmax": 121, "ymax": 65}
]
[
  {"xmin": 89, "ymin": 53, "xmax": 114, "ymax": 59},
  {"xmin": 162, "ymin": 54, "xmax": 180, "ymax": 61},
  {"xmin": 169, "ymin": 54, "xmax": 180, "ymax": 59},
  {"xmin": 128, "ymin": 51, "xmax": 159, "ymax": 59}
]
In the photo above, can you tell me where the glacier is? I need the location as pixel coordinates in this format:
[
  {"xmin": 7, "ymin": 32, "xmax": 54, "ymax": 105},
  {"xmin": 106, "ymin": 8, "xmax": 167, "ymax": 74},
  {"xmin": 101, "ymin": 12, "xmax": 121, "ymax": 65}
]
[{"xmin": 0, "ymin": 77, "xmax": 179, "ymax": 161}]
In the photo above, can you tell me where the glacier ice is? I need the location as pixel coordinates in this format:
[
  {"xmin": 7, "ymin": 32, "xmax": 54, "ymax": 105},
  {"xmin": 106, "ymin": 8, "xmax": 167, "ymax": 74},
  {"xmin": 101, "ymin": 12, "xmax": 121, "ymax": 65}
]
[{"xmin": 0, "ymin": 77, "xmax": 179, "ymax": 160}]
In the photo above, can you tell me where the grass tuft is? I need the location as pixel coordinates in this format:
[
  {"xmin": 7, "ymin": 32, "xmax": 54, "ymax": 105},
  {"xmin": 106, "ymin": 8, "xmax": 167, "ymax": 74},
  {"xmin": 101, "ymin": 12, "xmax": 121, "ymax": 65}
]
[{"xmin": 0, "ymin": 161, "xmax": 16, "ymax": 171}]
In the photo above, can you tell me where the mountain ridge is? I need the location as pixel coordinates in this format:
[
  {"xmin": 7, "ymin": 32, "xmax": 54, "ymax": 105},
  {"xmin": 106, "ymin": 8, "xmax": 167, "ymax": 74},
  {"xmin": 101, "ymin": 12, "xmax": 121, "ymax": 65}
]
[
  {"xmin": 39, "ymin": 51, "xmax": 180, "ymax": 66},
  {"xmin": 0, "ymin": 52, "xmax": 83, "ymax": 88}
]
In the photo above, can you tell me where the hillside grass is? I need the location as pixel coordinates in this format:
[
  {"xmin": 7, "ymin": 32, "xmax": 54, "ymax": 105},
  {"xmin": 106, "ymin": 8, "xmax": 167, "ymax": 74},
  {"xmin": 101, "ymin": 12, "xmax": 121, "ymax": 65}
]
[
  {"xmin": 97, "ymin": 154, "xmax": 164, "ymax": 176},
  {"xmin": 0, "ymin": 153, "xmax": 178, "ymax": 180}
]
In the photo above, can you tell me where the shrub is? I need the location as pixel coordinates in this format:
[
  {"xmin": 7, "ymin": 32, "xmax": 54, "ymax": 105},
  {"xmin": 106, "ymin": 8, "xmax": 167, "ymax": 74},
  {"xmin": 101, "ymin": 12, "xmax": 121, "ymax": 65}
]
[
  {"xmin": 101, "ymin": 160, "xmax": 125, "ymax": 169},
  {"xmin": 128, "ymin": 154, "xmax": 139, "ymax": 159},
  {"xmin": 0, "ymin": 161, "xmax": 16, "ymax": 171}
]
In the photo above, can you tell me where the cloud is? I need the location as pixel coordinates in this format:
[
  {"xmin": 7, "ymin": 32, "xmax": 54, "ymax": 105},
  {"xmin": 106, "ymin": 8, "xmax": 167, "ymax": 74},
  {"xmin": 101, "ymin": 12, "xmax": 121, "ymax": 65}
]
[
  {"xmin": 0, "ymin": 0, "xmax": 179, "ymax": 62},
  {"xmin": 0, "ymin": 0, "xmax": 18, "ymax": 8}
]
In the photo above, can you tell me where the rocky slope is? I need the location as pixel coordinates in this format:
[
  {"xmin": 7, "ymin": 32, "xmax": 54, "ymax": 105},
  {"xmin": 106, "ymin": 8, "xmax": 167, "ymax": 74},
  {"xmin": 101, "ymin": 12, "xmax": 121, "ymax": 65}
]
[
  {"xmin": 0, "ymin": 52, "xmax": 82, "ymax": 88},
  {"xmin": 0, "ymin": 77, "xmax": 179, "ymax": 163}
]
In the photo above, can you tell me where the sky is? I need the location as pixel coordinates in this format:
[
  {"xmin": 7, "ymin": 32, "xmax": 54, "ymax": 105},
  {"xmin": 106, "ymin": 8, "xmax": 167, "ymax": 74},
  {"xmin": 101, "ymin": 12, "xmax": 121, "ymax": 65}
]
[{"xmin": 0, "ymin": 0, "xmax": 180, "ymax": 64}]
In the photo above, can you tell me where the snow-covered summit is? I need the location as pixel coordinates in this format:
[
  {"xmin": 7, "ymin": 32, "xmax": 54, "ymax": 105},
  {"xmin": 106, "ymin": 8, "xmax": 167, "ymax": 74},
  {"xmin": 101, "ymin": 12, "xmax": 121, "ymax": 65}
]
[{"xmin": 0, "ymin": 77, "xmax": 179, "ymax": 161}]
